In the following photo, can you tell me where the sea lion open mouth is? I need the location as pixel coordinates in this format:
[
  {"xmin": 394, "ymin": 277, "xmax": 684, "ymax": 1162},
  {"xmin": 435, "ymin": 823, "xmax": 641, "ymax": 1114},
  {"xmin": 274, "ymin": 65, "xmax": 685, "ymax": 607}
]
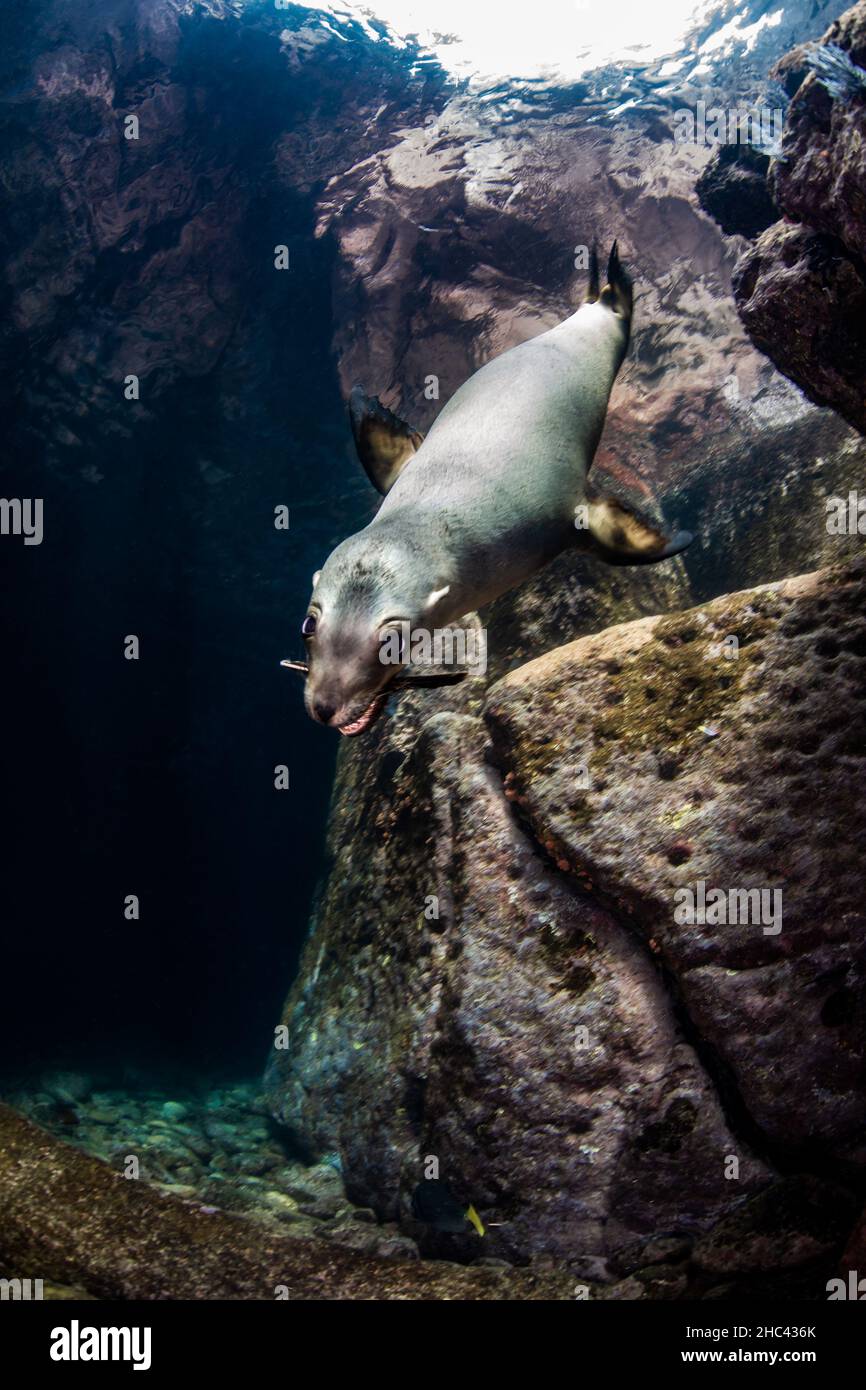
[
  {"xmin": 334, "ymin": 667, "xmax": 470, "ymax": 734},
  {"xmin": 337, "ymin": 691, "xmax": 388, "ymax": 737},
  {"xmin": 333, "ymin": 667, "xmax": 471, "ymax": 733}
]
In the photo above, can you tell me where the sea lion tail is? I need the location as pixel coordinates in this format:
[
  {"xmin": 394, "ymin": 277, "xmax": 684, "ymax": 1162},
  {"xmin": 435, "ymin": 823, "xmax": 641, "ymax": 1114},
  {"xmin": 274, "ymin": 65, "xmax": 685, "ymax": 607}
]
[{"xmin": 600, "ymin": 240, "xmax": 633, "ymax": 323}]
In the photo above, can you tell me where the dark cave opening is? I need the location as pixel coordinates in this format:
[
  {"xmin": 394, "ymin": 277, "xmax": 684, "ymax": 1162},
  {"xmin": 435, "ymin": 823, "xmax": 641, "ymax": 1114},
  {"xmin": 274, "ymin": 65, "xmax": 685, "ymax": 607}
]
[{"xmin": 0, "ymin": 6, "xmax": 380, "ymax": 1078}]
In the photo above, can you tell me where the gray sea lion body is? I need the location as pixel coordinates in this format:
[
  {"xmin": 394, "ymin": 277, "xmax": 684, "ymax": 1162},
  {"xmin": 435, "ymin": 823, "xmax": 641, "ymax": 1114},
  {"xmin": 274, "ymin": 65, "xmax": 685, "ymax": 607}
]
[
  {"xmin": 289, "ymin": 245, "xmax": 693, "ymax": 734},
  {"xmin": 373, "ymin": 304, "xmax": 626, "ymax": 616}
]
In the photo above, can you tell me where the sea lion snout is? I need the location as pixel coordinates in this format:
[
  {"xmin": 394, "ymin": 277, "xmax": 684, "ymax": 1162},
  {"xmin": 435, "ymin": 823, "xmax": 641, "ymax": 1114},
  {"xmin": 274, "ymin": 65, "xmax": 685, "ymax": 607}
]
[
  {"xmin": 303, "ymin": 646, "xmax": 394, "ymax": 735},
  {"xmin": 311, "ymin": 698, "xmax": 336, "ymax": 726},
  {"xmin": 305, "ymin": 680, "xmax": 390, "ymax": 736}
]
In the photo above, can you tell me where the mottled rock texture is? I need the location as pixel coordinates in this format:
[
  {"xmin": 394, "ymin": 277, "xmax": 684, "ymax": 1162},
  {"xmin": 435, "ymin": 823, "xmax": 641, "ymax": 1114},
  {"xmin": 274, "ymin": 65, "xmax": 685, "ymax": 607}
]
[
  {"xmin": 266, "ymin": 557, "xmax": 866, "ymax": 1274},
  {"xmin": 0, "ymin": 1104, "xmax": 571, "ymax": 1300},
  {"xmin": 266, "ymin": 706, "xmax": 770, "ymax": 1275},
  {"xmin": 487, "ymin": 558, "xmax": 866, "ymax": 1168},
  {"xmin": 732, "ymin": 2, "xmax": 866, "ymax": 434}
]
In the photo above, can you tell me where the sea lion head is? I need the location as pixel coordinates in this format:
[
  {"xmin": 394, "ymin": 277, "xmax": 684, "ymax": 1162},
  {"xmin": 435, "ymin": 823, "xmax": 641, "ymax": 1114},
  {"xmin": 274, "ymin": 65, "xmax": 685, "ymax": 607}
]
[{"xmin": 294, "ymin": 532, "xmax": 451, "ymax": 736}]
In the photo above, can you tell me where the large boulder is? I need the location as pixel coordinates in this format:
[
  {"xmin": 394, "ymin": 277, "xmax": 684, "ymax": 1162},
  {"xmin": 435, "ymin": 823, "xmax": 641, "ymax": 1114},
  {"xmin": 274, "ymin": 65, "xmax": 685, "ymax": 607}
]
[
  {"xmin": 265, "ymin": 707, "xmax": 770, "ymax": 1275},
  {"xmin": 487, "ymin": 557, "xmax": 866, "ymax": 1166},
  {"xmin": 266, "ymin": 557, "xmax": 866, "ymax": 1274}
]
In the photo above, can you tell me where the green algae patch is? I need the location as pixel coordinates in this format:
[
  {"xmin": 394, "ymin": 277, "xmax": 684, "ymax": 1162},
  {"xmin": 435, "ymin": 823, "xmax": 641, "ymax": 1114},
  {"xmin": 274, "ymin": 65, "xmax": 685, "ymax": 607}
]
[
  {"xmin": 585, "ymin": 591, "xmax": 786, "ymax": 777},
  {"xmin": 588, "ymin": 634, "xmax": 743, "ymax": 775},
  {"xmin": 487, "ymin": 585, "xmax": 788, "ymax": 797}
]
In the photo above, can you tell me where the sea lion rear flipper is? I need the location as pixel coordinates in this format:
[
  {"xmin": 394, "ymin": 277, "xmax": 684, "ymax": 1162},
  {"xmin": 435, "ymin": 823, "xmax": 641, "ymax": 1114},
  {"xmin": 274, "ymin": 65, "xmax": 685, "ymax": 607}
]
[
  {"xmin": 349, "ymin": 386, "xmax": 424, "ymax": 495},
  {"xmin": 598, "ymin": 240, "xmax": 633, "ymax": 321},
  {"xmin": 583, "ymin": 492, "xmax": 694, "ymax": 567}
]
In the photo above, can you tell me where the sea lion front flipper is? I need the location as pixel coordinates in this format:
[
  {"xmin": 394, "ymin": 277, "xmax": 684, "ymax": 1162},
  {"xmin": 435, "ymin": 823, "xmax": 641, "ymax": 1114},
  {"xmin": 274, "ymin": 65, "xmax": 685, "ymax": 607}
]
[
  {"xmin": 348, "ymin": 385, "xmax": 424, "ymax": 495},
  {"xmin": 583, "ymin": 492, "xmax": 694, "ymax": 567}
]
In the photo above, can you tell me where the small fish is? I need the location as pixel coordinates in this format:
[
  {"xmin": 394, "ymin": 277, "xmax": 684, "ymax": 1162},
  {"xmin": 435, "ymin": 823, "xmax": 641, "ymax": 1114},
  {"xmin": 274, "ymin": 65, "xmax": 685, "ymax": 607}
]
[
  {"xmin": 699, "ymin": 723, "xmax": 720, "ymax": 740},
  {"xmin": 411, "ymin": 1178, "xmax": 485, "ymax": 1236}
]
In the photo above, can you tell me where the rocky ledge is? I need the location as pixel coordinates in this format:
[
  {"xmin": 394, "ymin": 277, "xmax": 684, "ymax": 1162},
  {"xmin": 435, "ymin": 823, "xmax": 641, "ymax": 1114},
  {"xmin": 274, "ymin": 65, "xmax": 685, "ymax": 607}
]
[
  {"xmin": 0, "ymin": 1074, "xmax": 418, "ymax": 1260},
  {"xmin": 0, "ymin": 1104, "xmax": 571, "ymax": 1300},
  {"xmin": 266, "ymin": 556, "xmax": 866, "ymax": 1293}
]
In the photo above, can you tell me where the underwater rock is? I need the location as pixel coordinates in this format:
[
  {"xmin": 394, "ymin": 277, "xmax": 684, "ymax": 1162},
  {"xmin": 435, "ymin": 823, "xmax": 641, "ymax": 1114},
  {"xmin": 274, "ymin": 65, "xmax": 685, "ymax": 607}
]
[
  {"xmin": 487, "ymin": 557, "xmax": 866, "ymax": 1165},
  {"xmin": 696, "ymin": 145, "xmax": 780, "ymax": 239},
  {"xmin": 267, "ymin": 557, "xmax": 866, "ymax": 1271},
  {"xmin": 734, "ymin": 223, "xmax": 866, "ymax": 436},
  {"xmin": 600, "ymin": 1265, "xmax": 689, "ymax": 1301},
  {"xmin": 770, "ymin": 7, "xmax": 866, "ymax": 266},
  {"xmin": 727, "ymin": 2, "xmax": 866, "ymax": 434},
  {"xmin": 161, "ymin": 1101, "xmax": 189, "ymax": 1122},
  {"xmin": 265, "ymin": 711, "xmax": 771, "ymax": 1271},
  {"xmin": 0, "ymin": 1104, "xmax": 572, "ymax": 1301},
  {"xmin": 691, "ymin": 1176, "xmax": 857, "ymax": 1276}
]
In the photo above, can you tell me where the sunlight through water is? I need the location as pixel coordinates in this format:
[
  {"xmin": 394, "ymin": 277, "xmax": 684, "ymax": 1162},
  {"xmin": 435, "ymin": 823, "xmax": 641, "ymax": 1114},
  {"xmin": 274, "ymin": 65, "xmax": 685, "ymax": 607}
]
[{"xmin": 288, "ymin": 0, "xmax": 783, "ymax": 86}]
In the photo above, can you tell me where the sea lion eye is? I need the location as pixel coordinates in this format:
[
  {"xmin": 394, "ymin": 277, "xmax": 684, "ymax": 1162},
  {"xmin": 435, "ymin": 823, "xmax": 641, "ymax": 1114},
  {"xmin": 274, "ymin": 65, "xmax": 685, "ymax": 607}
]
[{"xmin": 301, "ymin": 614, "xmax": 317, "ymax": 638}]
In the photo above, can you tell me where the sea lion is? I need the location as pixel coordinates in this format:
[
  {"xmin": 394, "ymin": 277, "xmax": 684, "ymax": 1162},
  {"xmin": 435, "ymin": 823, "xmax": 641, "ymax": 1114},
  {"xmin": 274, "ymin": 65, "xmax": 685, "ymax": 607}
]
[{"xmin": 285, "ymin": 243, "xmax": 693, "ymax": 735}]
